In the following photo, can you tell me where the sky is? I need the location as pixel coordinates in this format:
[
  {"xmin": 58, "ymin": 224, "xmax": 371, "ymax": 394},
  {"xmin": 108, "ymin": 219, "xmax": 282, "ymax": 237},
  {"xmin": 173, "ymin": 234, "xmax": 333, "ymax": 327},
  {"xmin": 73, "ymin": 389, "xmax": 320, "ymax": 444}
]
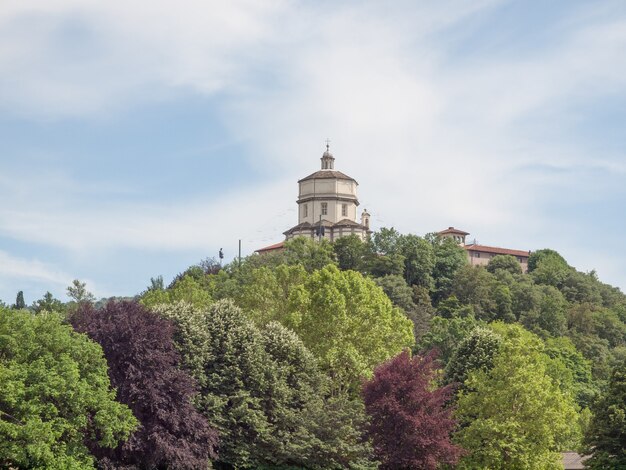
[{"xmin": 1, "ymin": 0, "xmax": 626, "ymax": 303}]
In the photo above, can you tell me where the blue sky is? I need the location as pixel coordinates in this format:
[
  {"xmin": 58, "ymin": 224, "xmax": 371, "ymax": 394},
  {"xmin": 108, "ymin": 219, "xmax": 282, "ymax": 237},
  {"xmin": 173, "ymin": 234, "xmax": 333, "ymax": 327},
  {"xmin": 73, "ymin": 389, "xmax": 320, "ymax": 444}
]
[{"xmin": 1, "ymin": 0, "xmax": 626, "ymax": 303}]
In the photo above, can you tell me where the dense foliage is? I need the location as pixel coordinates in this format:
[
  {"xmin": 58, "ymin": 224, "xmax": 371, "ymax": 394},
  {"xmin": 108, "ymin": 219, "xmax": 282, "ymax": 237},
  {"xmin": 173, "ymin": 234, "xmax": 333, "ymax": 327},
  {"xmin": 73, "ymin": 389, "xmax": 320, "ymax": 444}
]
[
  {"xmin": 71, "ymin": 301, "xmax": 218, "ymax": 469},
  {"xmin": 156, "ymin": 300, "xmax": 376, "ymax": 469},
  {"xmin": 363, "ymin": 350, "xmax": 462, "ymax": 469},
  {"xmin": 4, "ymin": 226, "xmax": 626, "ymax": 467},
  {"xmin": 0, "ymin": 308, "xmax": 136, "ymax": 468},
  {"xmin": 583, "ymin": 359, "xmax": 626, "ymax": 469},
  {"xmin": 454, "ymin": 324, "xmax": 581, "ymax": 469}
]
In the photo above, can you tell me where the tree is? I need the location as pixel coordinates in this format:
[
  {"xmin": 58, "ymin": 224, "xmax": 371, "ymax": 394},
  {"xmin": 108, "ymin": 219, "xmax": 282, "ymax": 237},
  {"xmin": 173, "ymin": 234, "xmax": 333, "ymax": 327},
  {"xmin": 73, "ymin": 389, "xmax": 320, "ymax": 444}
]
[
  {"xmin": 374, "ymin": 275, "xmax": 416, "ymax": 313},
  {"xmin": 0, "ymin": 308, "xmax": 136, "ymax": 468},
  {"xmin": 147, "ymin": 275, "xmax": 164, "ymax": 291},
  {"xmin": 71, "ymin": 301, "xmax": 218, "ymax": 469},
  {"xmin": 431, "ymin": 237, "xmax": 468, "ymax": 303},
  {"xmin": 32, "ymin": 291, "xmax": 66, "ymax": 315},
  {"xmin": 333, "ymin": 234, "xmax": 370, "ymax": 272},
  {"xmin": 445, "ymin": 327, "xmax": 502, "ymax": 389},
  {"xmin": 225, "ymin": 264, "xmax": 414, "ymax": 394},
  {"xmin": 544, "ymin": 336, "xmax": 597, "ymax": 408},
  {"xmin": 12, "ymin": 290, "xmax": 25, "ymax": 310},
  {"xmin": 527, "ymin": 248, "xmax": 568, "ymax": 273},
  {"xmin": 370, "ymin": 227, "xmax": 402, "ymax": 256},
  {"xmin": 375, "ymin": 276, "xmax": 432, "ymax": 344},
  {"xmin": 454, "ymin": 324, "xmax": 581, "ymax": 469},
  {"xmin": 487, "ymin": 254, "xmax": 522, "ymax": 275},
  {"xmin": 452, "ymin": 265, "xmax": 497, "ymax": 320},
  {"xmin": 528, "ymin": 249, "xmax": 571, "ymax": 288},
  {"xmin": 141, "ymin": 274, "xmax": 212, "ymax": 310},
  {"xmin": 583, "ymin": 359, "xmax": 626, "ymax": 469},
  {"xmin": 260, "ymin": 321, "xmax": 376, "ymax": 469},
  {"xmin": 409, "ymin": 285, "xmax": 435, "ymax": 341},
  {"xmin": 155, "ymin": 300, "xmax": 377, "ymax": 469},
  {"xmin": 363, "ymin": 350, "xmax": 463, "ymax": 470},
  {"xmin": 283, "ymin": 236, "xmax": 337, "ymax": 272},
  {"xmin": 397, "ymin": 234, "xmax": 435, "ymax": 289},
  {"xmin": 520, "ymin": 285, "xmax": 567, "ymax": 337},
  {"xmin": 228, "ymin": 264, "xmax": 309, "ymax": 329},
  {"xmin": 417, "ymin": 313, "xmax": 480, "ymax": 363},
  {"xmin": 66, "ymin": 279, "xmax": 96, "ymax": 303},
  {"xmin": 294, "ymin": 265, "xmax": 415, "ymax": 393}
]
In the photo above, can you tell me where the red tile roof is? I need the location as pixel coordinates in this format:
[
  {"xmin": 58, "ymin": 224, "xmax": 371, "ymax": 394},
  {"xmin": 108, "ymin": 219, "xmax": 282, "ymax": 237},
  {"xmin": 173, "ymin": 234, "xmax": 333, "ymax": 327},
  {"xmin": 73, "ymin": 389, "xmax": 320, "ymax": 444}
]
[
  {"xmin": 438, "ymin": 227, "xmax": 470, "ymax": 236},
  {"xmin": 255, "ymin": 241, "xmax": 285, "ymax": 253},
  {"xmin": 464, "ymin": 244, "xmax": 530, "ymax": 258}
]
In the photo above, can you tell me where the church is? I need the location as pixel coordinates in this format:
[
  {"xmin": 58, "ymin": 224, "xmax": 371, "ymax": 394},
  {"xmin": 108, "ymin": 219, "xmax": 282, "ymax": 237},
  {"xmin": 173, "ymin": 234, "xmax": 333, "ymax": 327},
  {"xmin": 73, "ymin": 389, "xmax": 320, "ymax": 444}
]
[
  {"xmin": 256, "ymin": 144, "xmax": 530, "ymax": 268},
  {"xmin": 256, "ymin": 144, "xmax": 371, "ymax": 253}
]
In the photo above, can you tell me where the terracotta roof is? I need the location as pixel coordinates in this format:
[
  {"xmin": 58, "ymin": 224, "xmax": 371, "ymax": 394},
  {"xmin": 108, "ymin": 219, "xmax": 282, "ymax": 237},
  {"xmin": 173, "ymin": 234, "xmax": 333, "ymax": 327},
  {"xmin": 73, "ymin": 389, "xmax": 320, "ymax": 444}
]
[
  {"xmin": 464, "ymin": 244, "xmax": 530, "ymax": 258},
  {"xmin": 561, "ymin": 452, "xmax": 588, "ymax": 470},
  {"xmin": 438, "ymin": 227, "xmax": 470, "ymax": 236},
  {"xmin": 255, "ymin": 241, "xmax": 285, "ymax": 253},
  {"xmin": 284, "ymin": 218, "xmax": 368, "ymax": 236},
  {"xmin": 298, "ymin": 170, "xmax": 357, "ymax": 183}
]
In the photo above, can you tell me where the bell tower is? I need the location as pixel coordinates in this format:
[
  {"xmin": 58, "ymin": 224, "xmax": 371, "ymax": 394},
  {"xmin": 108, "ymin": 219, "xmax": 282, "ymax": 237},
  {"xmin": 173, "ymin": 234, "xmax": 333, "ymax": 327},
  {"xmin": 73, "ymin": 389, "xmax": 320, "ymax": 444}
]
[{"xmin": 320, "ymin": 141, "xmax": 335, "ymax": 169}]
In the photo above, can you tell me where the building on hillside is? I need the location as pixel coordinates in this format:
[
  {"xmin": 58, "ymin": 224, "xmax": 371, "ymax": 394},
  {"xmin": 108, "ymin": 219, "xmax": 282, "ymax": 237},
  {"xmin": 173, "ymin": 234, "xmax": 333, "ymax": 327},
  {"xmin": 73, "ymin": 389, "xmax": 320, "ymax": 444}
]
[
  {"xmin": 438, "ymin": 226, "xmax": 531, "ymax": 272},
  {"xmin": 561, "ymin": 452, "xmax": 588, "ymax": 470},
  {"xmin": 256, "ymin": 144, "xmax": 371, "ymax": 253}
]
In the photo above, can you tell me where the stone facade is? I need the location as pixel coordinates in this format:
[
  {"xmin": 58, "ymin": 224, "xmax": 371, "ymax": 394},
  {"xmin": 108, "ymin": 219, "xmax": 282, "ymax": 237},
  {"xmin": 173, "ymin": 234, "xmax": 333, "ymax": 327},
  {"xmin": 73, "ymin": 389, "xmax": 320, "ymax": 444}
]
[{"xmin": 283, "ymin": 145, "xmax": 371, "ymax": 242}]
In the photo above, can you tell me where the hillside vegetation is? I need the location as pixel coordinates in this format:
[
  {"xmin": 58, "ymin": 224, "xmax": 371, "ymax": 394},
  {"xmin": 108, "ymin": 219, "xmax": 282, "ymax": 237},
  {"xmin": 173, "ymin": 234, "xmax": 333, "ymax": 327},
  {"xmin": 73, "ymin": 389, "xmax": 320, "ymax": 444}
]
[{"xmin": 2, "ymin": 229, "xmax": 626, "ymax": 469}]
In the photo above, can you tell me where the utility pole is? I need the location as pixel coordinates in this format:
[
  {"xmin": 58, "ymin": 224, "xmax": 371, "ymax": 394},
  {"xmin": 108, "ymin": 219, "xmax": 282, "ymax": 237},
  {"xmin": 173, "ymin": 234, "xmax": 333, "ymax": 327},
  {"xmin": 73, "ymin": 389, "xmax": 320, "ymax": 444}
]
[{"xmin": 238, "ymin": 239, "xmax": 242, "ymax": 267}]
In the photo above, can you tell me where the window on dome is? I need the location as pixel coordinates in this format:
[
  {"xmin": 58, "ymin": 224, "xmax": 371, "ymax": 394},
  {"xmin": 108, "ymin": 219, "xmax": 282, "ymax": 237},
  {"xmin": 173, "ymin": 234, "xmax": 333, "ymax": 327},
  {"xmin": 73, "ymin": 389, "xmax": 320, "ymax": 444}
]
[
  {"xmin": 321, "ymin": 203, "xmax": 328, "ymax": 215},
  {"xmin": 303, "ymin": 204, "xmax": 308, "ymax": 218},
  {"xmin": 342, "ymin": 204, "xmax": 347, "ymax": 217}
]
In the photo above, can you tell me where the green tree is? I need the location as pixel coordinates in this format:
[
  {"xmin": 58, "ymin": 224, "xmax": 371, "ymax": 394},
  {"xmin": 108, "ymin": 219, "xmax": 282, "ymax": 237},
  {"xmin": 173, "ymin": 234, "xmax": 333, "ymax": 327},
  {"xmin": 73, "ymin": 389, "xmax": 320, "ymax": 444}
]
[
  {"xmin": 417, "ymin": 314, "xmax": 480, "ymax": 363},
  {"xmin": 155, "ymin": 300, "xmax": 376, "ymax": 469},
  {"xmin": 593, "ymin": 308, "xmax": 626, "ymax": 348},
  {"xmin": 397, "ymin": 234, "xmax": 435, "ymax": 289},
  {"xmin": 141, "ymin": 274, "xmax": 212, "ymax": 309},
  {"xmin": 374, "ymin": 274, "xmax": 416, "ymax": 313},
  {"xmin": 370, "ymin": 227, "xmax": 402, "ymax": 256},
  {"xmin": 487, "ymin": 254, "xmax": 523, "ymax": 275},
  {"xmin": 455, "ymin": 323, "xmax": 581, "ymax": 470},
  {"xmin": 13, "ymin": 291, "xmax": 26, "ymax": 310},
  {"xmin": 375, "ymin": 275, "xmax": 432, "ymax": 343},
  {"xmin": 432, "ymin": 237, "xmax": 468, "ymax": 303},
  {"xmin": 0, "ymin": 308, "xmax": 137, "ymax": 468},
  {"xmin": 283, "ymin": 236, "xmax": 337, "ymax": 272},
  {"xmin": 294, "ymin": 265, "xmax": 415, "ymax": 393},
  {"xmin": 333, "ymin": 234, "xmax": 370, "ymax": 272},
  {"xmin": 32, "ymin": 291, "xmax": 66, "ymax": 315},
  {"xmin": 229, "ymin": 264, "xmax": 308, "ymax": 329},
  {"xmin": 529, "ymin": 249, "xmax": 571, "ymax": 288},
  {"xmin": 583, "ymin": 359, "xmax": 626, "ymax": 469},
  {"xmin": 147, "ymin": 275, "xmax": 164, "ymax": 291},
  {"xmin": 520, "ymin": 285, "xmax": 568, "ymax": 337},
  {"xmin": 544, "ymin": 336, "xmax": 597, "ymax": 408},
  {"xmin": 155, "ymin": 300, "xmax": 281, "ymax": 468},
  {"xmin": 227, "ymin": 264, "xmax": 414, "ymax": 394},
  {"xmin": 410, "ymin": 285, "xmax": 435, "ymax": 341},
  {"xmin": 445, "ymin": 326, "xmax": 502, "ymax": 389},
  {"xmin": 66, "ymin": 279, "xmax": 96, "ymax": 303},
  {"xmin": 452, "ymin": 265, "xmax": 497, "ymax": 320}
]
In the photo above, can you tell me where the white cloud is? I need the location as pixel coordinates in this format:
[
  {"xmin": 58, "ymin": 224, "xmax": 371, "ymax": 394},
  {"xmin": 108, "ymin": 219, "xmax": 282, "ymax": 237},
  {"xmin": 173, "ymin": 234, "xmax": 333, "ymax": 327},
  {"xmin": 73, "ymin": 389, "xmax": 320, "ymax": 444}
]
[
  {"xmin": 0, "ymin": 0, "xmax": 289, "ymax": 116},
  {"xmin": 1, "ymin": 0, "xmax": 626, "ymax": 292},
  {"xmin": 0, "ymin": 250, "xmax": 73, "ymax": 297}
]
